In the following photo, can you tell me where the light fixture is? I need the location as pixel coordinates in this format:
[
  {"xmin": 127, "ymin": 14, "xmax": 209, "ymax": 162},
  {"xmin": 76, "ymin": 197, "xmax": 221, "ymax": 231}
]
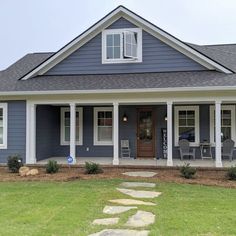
[
  {"xmin": 122, "ymin": 113, "xmax": 128, "ymax": 122},
  {"xmin": 165, "ymin": 113, "xmax": 167, "ymax": 121}
]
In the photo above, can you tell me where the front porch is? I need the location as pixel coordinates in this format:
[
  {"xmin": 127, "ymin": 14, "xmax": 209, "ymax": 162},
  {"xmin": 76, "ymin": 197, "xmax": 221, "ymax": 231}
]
[
  {"xmin": 37, "ymin": 156, "xmax": 236, "ymax": 168},
  {"xmin": 25, "ymin": 94, "xmax": 236, "ymax": 168}
]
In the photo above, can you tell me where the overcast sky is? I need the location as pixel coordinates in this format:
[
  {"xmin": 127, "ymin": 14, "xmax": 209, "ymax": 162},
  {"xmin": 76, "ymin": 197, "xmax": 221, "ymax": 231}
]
[{"xmin": 1, "ymin": 0, "xmax": 236, "ymax": 70}]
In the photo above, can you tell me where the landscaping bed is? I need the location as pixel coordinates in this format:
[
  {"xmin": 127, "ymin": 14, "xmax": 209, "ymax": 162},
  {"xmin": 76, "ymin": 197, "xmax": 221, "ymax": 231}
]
[{"xmin": 0, "ymin": 165, "xmax": 236, "ymax": 188}]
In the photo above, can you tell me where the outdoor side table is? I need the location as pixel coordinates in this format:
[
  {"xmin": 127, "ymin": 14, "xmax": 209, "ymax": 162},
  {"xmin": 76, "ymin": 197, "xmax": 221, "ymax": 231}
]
[{"xmin": 200, "ymin": 142, "xmax": 213, "ymax": 159}]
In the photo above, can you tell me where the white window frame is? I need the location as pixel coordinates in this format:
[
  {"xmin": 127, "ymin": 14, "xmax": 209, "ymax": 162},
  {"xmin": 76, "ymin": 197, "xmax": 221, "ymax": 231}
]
[
  {"xmin": 60, "ymin": 107, "xmax": 83, "ymax": 145},
  {"xmin": 0, "ymin": 103, "xmax": 7, "ymax": 149},
  {"xmin": 94, "ymin": 107, "xmax": 113, "ymax": 146},
  {"xmin": 102, "ymin": 28, "xmax": 142, "ymax": 64},
  {"xmin": 174, "ymin": 106, "xmax": 200, "ymax": 147},
  {"xmin": 210, "ymin": 105, "xmax": 236, "ymax": 146}
]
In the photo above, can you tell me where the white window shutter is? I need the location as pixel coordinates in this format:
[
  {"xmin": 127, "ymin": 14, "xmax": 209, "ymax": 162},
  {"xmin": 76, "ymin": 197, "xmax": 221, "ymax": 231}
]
[{"xmin": 124, "ymin": 31, "xmax": 137, "ymax": 58}]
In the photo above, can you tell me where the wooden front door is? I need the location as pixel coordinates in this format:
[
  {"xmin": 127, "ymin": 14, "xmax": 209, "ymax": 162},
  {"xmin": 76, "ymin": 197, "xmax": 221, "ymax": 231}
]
[{"xmin": 137, "ymin": 108, "xmax": 155, "ymax": 158}]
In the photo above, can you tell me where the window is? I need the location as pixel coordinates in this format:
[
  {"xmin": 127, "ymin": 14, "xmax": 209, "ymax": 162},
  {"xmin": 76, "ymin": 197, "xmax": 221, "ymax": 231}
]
[
  {"xmin": 0, "ymin": 103, "xmax": 7, "ymax": 149},
  {"xmin": 94, "ymin": 107, "xmax": 113, "ymax": 145},
  {"xmin": 60, "ymin": 107, "xmax": 83, "ymax": 145},
  {"xmin": 210, "ymin": 105, "xmax": 235, "ymax": 144},
  {"xmin": 175, "ymin": 106, "xmax": 199, "ymax": 146},
  {"xmin": 102, "ymin": 28, "xmax": 142, "ymax": 64}
]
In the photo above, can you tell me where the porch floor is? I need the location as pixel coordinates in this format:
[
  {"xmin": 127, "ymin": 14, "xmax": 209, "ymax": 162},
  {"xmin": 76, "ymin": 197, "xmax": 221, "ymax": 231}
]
[{"xmin": 37, "ymin": 157, "xmax": 236, "ymax": 168}]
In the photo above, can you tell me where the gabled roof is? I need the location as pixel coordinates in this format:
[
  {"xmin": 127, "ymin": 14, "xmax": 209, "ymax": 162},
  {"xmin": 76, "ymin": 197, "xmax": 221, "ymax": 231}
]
[{"xmin": 19, "ymin": 5, "xmax": 233, "ymax": 80}]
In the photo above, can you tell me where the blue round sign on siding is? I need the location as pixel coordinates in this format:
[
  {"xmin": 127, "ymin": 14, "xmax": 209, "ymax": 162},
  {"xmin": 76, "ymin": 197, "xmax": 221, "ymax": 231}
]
[{"xmin": 67, "ymin": 156, "xmax": 73, "ymax": 164}]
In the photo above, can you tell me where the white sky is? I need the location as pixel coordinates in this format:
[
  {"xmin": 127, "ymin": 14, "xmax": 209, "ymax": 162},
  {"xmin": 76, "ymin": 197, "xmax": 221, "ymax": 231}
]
[{"xmin": 0, "ymin": 0, "xmax": 236, "ymax": 70}]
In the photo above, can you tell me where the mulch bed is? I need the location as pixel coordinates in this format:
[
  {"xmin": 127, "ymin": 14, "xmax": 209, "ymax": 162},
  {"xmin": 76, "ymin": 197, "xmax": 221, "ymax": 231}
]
[{"xmin": 0, "ymin": 166, "xmax": 236, "ymax": 188}]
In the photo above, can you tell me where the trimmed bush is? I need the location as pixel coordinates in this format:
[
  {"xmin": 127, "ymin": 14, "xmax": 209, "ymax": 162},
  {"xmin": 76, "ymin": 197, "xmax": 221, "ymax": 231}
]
[
  {"xmin": 180, "ymin": 163, "xmax": 196, "ymax": 179},
  {"xmin": 7, "ymin": 155, "xmax": 23, "ymax": 173},
  {"xmin": 85, "ymin": 162, "xmax": 103, "ymax": 174},
  {"xmin": 226, "ymin": 166, "xmax": 236, "ymax": 180},
  {"xmin": 46, "ymin": 160, "xmax": 59, "ymax": 174}
]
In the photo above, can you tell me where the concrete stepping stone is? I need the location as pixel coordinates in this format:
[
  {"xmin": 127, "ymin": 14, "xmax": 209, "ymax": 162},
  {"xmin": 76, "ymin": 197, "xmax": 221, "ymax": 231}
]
[
  {"xmin": 88, "ymin": 229, "xmax": 149, "ymax": 236},
  {"xmin": 122, "ymin": 171, "xmax": 157, "ymax": 177},
  {"xmin": 117, "ymin": 188, "xmax": 162, "ymax": 199},
  {"xmin": 103, "ymin": 205, "xmax": 137, "ymax": 214},
  {"xmin": 125, "ymin": 210, "xmax": 155, "ymax": 227},
  {"xmin": 109, "ymin": 199, "xmax": 156, "ymax": 206},
  {"xmin": 120, "ymin": 182, "xmax": 156, "ymax": 188},
  {"xmin": 92, "ymin": 217, "xmax": 119, "ymax": 225}
]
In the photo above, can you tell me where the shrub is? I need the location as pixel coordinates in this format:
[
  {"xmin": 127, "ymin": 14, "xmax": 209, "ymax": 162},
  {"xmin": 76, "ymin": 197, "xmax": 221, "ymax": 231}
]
[
  {"xmin": 180, "ymin": 163, "xmax": 196, "ymax": 179},
  {"xmin": 46, "ymin": 160, "xmax": 59, "ymax": 174},
  {"xmin": 7, "ymin": 155, "xmax": 23, "ymax": 173},
  {"xmin": 85, "ymin": 162, "xmax": 103, "ymax": 174},
  {"xmin": 226, "ymin": 166, "xmax": 236, "ymax": 180}
]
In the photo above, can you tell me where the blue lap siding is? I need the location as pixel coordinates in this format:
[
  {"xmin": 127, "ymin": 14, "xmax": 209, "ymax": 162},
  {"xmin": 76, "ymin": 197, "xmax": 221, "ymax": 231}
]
[
  {"xmin": 46, "ymin": 17, "xmax": 206, "ymax": 76},
  {"xmin": 0, "ymin": 101, "xmax": 26, "ymax": 163}
]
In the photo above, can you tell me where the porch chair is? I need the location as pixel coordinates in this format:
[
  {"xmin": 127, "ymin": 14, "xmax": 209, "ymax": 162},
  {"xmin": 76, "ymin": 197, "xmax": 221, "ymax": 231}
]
[
  {"xmin": 121, "ymin": 140, "xmax": 131, "ymax": 158},
  {"xmin": 179, "ymin": 139, "xmax": 196, "ymax": 160},
  {"xmin": 222, "ymin": 139, "xmax": 235, "ymax": 161}
]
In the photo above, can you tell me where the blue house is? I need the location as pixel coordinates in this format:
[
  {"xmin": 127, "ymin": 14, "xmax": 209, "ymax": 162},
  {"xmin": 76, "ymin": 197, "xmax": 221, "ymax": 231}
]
[{"xmin": 1, "ymin": 6, "xmax": 236, "ymax": 167}]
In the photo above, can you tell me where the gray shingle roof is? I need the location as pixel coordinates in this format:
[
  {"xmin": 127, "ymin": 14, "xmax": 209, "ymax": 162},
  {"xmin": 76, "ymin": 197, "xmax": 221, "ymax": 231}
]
[
  {"xmin": 10, "ymin": 71, "xmax": 236, "ymax": 91},
  {"xmin": 188, "ymin": 43, "xmax": 236, "ymax": 72},
  {"xmin": 1, "ymin": 47, "xmax": 236, "ymax": 93}
]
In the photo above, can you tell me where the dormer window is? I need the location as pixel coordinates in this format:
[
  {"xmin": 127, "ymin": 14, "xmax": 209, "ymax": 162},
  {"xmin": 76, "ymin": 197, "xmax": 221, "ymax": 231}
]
[{"xmin": 102, "ymin": 28, "xmax": 142, "ymax": 64}]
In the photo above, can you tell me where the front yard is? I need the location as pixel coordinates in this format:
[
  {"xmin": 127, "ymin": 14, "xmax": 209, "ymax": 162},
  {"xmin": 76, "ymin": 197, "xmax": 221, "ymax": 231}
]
[{"xmin": 0, "ymin": 178, "xmax": 236, "ymax": 236}]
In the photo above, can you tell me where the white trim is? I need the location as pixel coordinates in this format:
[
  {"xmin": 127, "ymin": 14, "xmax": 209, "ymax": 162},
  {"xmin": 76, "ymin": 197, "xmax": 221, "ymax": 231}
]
[
  {"xmin": 174, "ymin": 106, "xmax": 200, "ymax": 146},
  {"xmin": 0, "ymin": 103, "xmax": 8, "ymax": 149},
  {"xmin": 60, "ymin": 107, "xmax": 83, "ymax": 145},
  {"xmin": 20, "ymin": 6, "xmax": 232, "ymax": 80},
  {"xmin": 167, "ymin": 101, "xmax": 173, "ymax": 166},
  {"xmin": 113, "ymin": 102, "xmax": 119, "ymax": 165},
  {"xmin": 215, "ymin": 101, "xmax": 222, "ymax": 167},
  {"xmin": 210, "ymin": 105, "xmax": 236, "ymax": 146},
  {"xmin": 4, "ymin": 85, "xmax": 236, "ymax": 97},
  {"xmin": 94, "ymin": 107, "xmax": 113, "ymax": 146},
  {"xmin": 102, "ymin": 28, "xmax": 142, "ymax": 64},
  {"xmin": 69, "ymin": 103, "xmax": 76, "ymax": 163},
  {"xmin": 26, "ymin": 102, "xmax": 36, "ymax": 164}
]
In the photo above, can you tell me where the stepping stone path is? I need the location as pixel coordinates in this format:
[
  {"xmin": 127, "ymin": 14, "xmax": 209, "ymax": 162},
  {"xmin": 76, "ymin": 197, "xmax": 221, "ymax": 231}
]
[
  {"xmin": 103, "ymin": 206, "xmax": 137, "ymax": 214},
  {"xmin": 92, "ymin": 217, "xmax": 119, "ymax": 226},
  {"xmin": 109, "ymin": 199, "xmax": 156, "ymax": 206},
  {"xmin": 125, "ymin": 210, "xmax": 155, "ymax": 227},
  {"xmin": 122, "ymin": 171, "xmax": 157, "ymax": 177},
  {"xmin": 120, "ymin": 182, "xmax": 156, "ymax": 188},
  {"xmin": 117, "ymin": 188, "xmax": 162, "ymax": 199},
  {"xmin": 89, "ymin": 229, "xmax": 149, "ymax": 236},
  {"xmin": 89, "ymin": 171, "xmax": 161, "ymax": 236}
]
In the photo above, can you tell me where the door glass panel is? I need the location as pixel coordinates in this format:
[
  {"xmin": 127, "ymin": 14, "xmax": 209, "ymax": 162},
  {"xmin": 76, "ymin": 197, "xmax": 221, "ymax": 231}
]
[{"xmin": 139, "ymin": 111, "xmax": 153, "ymax": 142}]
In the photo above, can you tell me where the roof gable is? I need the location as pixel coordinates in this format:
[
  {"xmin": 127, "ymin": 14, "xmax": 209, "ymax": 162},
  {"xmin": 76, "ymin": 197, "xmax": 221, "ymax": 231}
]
[
  {"xmin": 45, "ymin": 17, "xmax": 206, "ymax": 75},
  {"xmin": 20, "ymin": 6, "xmax": 233, "ymax": 80}
]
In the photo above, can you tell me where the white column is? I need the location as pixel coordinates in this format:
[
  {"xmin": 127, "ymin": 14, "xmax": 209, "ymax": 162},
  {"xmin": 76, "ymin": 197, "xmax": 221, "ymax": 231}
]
[
  {"xmin": 26, "ymin": 102, "xmax": 36, "ymax": 164},
  {"xmin": 215, "ymin": 101, "xmax": 222, "ymax": 167},
  {"xmin": 167, "ymin": 101, "xmax": 173, "ymax": 166},
  {"xmin": 70, "ymin": 103, "xmax": 76, "ymax": 164},
  {"xmin": 113, "ymin": 102, "xmax": 119, "ymax": 165}
]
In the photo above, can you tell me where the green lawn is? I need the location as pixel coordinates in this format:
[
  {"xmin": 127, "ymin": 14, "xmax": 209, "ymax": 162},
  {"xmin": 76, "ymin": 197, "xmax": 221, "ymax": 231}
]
[{"xmin": 0, "ymin": 179, "xmax": 236, "ymax": 236}]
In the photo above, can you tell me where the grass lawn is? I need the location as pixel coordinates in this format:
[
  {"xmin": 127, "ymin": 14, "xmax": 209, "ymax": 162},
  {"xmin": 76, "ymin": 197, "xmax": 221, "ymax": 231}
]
[{"xmin": 0, "ymin": 179, "xmax": 236, "ymax": 236}]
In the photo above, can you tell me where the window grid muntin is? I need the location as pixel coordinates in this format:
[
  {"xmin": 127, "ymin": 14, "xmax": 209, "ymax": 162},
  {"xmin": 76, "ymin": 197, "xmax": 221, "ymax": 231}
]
[
  {"xmin": 97, "ymin": 111, "xmax": 112, "ymax": 141},
  {"xmin": 178, "ymin": 110, "xmax": 196, "ymax": 143},
  {"xmin": 106, "ymin": 33, "xmax": 121, "ymax": 60}
]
